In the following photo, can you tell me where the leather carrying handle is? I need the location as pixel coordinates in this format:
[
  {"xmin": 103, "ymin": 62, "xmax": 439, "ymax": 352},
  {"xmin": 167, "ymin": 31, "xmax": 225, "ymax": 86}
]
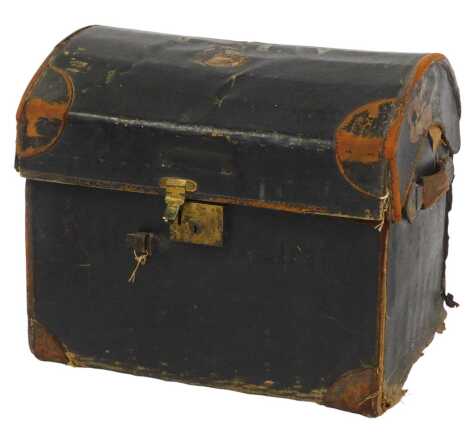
[
  {"xmin": 405, "ymin": 155, "xmax": 454, "ymax": 222},
  {"xmin": 421, "ymin": 155, "xmax": 454, "ymax": 208}
]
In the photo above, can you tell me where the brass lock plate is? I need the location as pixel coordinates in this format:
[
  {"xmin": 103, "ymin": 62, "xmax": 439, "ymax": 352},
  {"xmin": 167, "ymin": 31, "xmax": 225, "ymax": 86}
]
[{"xmin": 170, "ymin": 202, "xmax": 223, "ymax": 247}]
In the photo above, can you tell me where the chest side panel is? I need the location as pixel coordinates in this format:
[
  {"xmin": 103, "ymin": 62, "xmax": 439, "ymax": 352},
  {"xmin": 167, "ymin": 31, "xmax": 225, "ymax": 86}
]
[{"xmin": 383, "ymin": 194, "xmax": 449, "ymax": 407}]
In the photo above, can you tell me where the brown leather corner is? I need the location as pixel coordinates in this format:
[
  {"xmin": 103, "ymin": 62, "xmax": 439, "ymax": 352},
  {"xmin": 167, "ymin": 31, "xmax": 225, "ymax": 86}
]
[
  {"xmin": 29, "ymin": 319, "xmax": 68, "ymax": 364},
  {"xmin": 324, "ymin": 368, "xmax": 381, "ymax": 417}
]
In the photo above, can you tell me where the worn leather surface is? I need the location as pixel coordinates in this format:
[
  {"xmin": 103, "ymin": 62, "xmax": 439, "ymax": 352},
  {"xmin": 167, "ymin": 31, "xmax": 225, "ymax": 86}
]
[
  {"xmin": 384, "ymin": 194, "xmax": 448, "ymax": 389},
  {"xmin": 28, "ymin": 180, "xmax": 381, "ymax": 395},
  {"xmin": 16, "ymin": 26, "xmax": 460, "ymax": 220},
  {"xmin": 17, "ymin": 27, "xmax": 461, "ymax": 416}
]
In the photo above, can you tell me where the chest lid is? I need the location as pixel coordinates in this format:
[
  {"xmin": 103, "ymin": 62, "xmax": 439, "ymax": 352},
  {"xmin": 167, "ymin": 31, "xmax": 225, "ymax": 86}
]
[{"xmin": 16, "ymin": 26, "xmax": 460, "ymax": 222}]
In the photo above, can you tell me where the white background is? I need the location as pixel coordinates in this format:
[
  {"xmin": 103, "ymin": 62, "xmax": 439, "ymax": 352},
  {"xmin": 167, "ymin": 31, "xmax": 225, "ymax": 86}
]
[{"xmin": 1, "ymin": 1, "xmax": 468, "ymax": 438}]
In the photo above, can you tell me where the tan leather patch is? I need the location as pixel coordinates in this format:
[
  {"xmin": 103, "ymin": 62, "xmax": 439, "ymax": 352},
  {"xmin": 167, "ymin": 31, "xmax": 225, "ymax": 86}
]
[
  {"xmin": 336, "ymin": 99, "xmax": 395, "ymax": 165},
  {"xmin": 336, "ymin": 99, "xmax": 395, "ymax": 197},
  {"xmin": 194, "ymin": 47, "xmax": 247, "ymax": 68},
  {"xmin": 16, "ymin": 65, "xmax": 74, "ymax": 158}
]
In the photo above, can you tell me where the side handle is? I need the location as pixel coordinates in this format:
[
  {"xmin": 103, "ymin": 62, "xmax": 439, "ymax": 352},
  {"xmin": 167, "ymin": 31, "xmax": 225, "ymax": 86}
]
[{"xmin": 405, "ymin": 155, "xmax": 454, "ymax": 223}]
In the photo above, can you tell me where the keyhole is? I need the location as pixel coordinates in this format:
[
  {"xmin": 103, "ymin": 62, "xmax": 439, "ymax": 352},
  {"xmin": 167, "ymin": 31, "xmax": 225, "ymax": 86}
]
[{"xmin": 190, "ymin": 222, "xmax": 200, "ymax": 234}]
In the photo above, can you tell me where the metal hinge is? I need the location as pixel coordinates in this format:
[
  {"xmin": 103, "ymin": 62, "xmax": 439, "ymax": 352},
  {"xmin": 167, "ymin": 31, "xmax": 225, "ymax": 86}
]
[{"xmin": 159, "ymin": 177, "xmax": 197, "ymax": 223}]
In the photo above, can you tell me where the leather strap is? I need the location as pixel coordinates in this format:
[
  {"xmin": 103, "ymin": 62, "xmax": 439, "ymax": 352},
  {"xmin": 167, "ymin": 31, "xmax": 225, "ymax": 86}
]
[{"xmin": 405, "ymin": 155, "xmax": 454, "ymax": 223}]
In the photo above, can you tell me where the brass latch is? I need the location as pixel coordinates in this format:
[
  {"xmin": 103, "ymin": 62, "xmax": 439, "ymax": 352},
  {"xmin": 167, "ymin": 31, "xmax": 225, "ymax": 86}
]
[
  {"xmin": 159, "ymin": 177, "xmax": 223, "ymax": 247},
  {"xmin": 159, "ymin": 177, "xmax": 197, "ymax": 223}
]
